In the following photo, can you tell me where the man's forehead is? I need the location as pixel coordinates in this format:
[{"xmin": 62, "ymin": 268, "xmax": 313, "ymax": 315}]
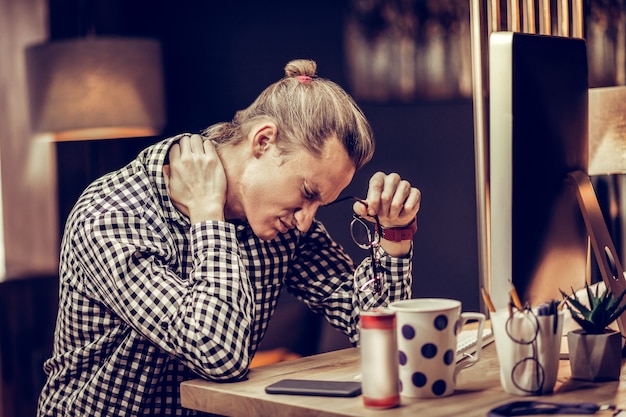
[{"xmin": 309, "ymin": 173, "xmax": 353, "ymax": 205}]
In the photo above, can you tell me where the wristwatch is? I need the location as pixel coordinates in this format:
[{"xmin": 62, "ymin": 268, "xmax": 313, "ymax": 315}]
[{"xmin": 378, "ymin": 216, "xmax": 418, "ymax": 242}]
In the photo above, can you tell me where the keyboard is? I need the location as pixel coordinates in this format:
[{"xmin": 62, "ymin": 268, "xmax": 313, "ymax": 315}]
[{"xmin": 456, "ymin": 327, "xmax": 494, "ymax": 362}]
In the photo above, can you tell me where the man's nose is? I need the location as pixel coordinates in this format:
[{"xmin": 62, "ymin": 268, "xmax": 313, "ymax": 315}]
[{"xmin": 294, "ymin": 206, "xmax": 317, "ymax": 232}]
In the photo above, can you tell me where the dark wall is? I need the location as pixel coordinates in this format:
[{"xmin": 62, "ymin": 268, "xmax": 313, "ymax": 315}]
[{"xmin": 159, "ymin": 0, "xmax": 350, "ymax": 134}]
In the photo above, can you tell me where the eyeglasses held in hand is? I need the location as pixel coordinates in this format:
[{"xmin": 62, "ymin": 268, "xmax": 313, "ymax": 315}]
[{"xmin": 327, "ymin": 196, "xmax": 383, "ymax": 296}]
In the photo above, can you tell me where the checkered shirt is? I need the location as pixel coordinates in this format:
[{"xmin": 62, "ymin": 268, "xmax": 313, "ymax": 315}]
[{"xmin": 37, "ymin": 134, "xmax": 413, "ymax": 416}]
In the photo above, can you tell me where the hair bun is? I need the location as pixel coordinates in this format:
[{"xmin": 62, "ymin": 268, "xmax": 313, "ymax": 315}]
[{"xmin": 284, "ymin": 59, "xmax": 317, "ymax": 78}]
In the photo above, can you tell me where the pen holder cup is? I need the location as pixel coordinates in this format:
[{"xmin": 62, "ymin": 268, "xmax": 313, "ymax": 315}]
[{"xmin": 491, "ymin": 309, "xmax": 564, "ymax": 396}]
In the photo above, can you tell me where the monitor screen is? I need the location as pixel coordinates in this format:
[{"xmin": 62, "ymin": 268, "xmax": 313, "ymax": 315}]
[{"xmin": 489, "ymin": 32, "xmax": 589, "ymax": 310}]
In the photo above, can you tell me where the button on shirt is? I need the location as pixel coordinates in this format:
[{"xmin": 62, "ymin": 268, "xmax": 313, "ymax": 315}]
[{"xmin": 37, "ymin": 135, "xmax": 413, "ymax": 416}]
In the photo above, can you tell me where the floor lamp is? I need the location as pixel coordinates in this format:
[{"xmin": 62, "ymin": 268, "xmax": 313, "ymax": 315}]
[{"xmin": 25, "ymin": 37, "xmax": 166, "ymax": 141}]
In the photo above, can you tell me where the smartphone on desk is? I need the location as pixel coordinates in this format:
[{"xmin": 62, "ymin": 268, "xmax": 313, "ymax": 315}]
[{"xmin": 265, "ymin": 379, "xmax": 362, "ymax": 397}]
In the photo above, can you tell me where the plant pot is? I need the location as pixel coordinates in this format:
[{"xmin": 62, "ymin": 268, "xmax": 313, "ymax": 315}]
[{"xmin": 566, "ymin": 329, "xmax": 622, "ymax": 381}]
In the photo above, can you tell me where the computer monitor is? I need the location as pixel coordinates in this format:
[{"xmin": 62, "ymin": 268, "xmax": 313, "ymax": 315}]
[{"xmin": 489, "ymin": 32, "xmax": 589, "ymax": 310}]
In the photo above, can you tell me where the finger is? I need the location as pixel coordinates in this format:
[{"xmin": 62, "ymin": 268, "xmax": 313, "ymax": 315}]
[
  {"xmin": 379, "ymin": 173, "xmax": 402, "ymax": 217},
  {"xmin": 178, "ymin": 135, "xmax": 191, "ymax": 154},
  {"xmin": 396, "ymin": 187, "xmax": 421, "ymax": 220},
  {"xmin": 203, "ymin": 138, "xmax": 218, "ymax": 156},
  {"xmin": 189, "ymin": 134, "xmax": 205, "ymax": 153},
  {"xmin": 352, "ymin": 199, "xmax": 369, "ymax": 217},
  {"xmin": 367, "ymin": 172, "xmax": 402, "ymax": 217},
  {"xmin": 408, "ymin": 188, "xmax": 422, "ymax": 214},
  {"xmin": 169, "ymin": 142, "xmax": 181, "ymax": 163},
  {"xmin": 387, "ymin": 180, "xmax": 412, "ymax": 218},
  {"xmin": 365, "ymin": 172, "xmax": 386, "ymax": 215}
]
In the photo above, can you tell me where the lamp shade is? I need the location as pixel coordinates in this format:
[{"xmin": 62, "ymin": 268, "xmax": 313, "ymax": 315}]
[{"xmin": 26, "ymin": 37, "xmax": 166, "ymax": 141}]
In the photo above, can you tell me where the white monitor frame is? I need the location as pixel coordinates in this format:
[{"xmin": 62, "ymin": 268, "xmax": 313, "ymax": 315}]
[{"xmin": 489, "ymin": 31, "xmax": 590, "ymax": 310}]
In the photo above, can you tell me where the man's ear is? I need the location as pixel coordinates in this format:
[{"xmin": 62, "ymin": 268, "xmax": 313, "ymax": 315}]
[{"xmin": 251, "ymin": 122, "xmax": 278, "ymax": 158}]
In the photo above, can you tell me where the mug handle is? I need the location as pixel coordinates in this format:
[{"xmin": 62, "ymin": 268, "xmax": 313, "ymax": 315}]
[{"xmin": 453, "ymin": 312, "xmax": 486, "ymax": 379}]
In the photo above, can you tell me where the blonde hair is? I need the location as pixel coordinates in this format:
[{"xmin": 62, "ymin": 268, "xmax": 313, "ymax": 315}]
[{"xmin": 202, "ymin": 59, "xmax": 374, "ymax": 170}]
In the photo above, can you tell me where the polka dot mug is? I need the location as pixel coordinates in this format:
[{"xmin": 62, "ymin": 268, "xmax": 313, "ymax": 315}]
[{"xmin": 388, "ymin": 298, "xmax": 486, "ymax": 398}]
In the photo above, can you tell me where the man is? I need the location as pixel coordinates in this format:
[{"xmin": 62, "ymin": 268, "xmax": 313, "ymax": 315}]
[{"xmin": 38, "ymin": 59, "xmax": 420, "ymax": 416}]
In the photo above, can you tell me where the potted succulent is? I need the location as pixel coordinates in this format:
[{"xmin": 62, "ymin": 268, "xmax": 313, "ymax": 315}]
[{"xmin": 560, "ymin": 283, "xmax": 626, "ymax": 381}]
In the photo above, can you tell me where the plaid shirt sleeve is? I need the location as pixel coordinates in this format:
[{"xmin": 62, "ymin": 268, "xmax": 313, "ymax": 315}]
[
  {"xmin": 287, "ymin": 220, "xmax": 413, "ymax": 344},
  {"xmin": 76, "ymin": 209, "xmax": 255, "ymax": 381}
]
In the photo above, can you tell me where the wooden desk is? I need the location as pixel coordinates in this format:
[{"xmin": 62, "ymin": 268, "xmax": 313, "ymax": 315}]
[{"xmin": 181, "ymin": 344, "xmax": 626, "ymax": 417}]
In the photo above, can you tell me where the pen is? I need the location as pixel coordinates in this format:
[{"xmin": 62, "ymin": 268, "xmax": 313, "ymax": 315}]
[
  {"xmin": 552, "ymin": 299, "xmax": 559, "ymax": 334},
  {"xmin": 509, "ymin": 286, "xmax": 523, "ymax": 311},
  {"xmin": 537, "ymin": 303, "xmax": 550, "ymax": 316},
  {"xmin": 553, "ymin": 305, "xmax": 559, "ymax": 334},
  {"xmin": 537, "ymin": 300, "xmax": 560, "ymax": 334},
  {"xmin": 481, "ymin": 287, "xmax": 496, "ymax": 312}
]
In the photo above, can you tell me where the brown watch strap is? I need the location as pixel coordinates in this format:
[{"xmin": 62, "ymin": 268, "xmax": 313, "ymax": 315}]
[{"xmin": 378, "ymin": 216, "xmax": 418, "ymax": 242}]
